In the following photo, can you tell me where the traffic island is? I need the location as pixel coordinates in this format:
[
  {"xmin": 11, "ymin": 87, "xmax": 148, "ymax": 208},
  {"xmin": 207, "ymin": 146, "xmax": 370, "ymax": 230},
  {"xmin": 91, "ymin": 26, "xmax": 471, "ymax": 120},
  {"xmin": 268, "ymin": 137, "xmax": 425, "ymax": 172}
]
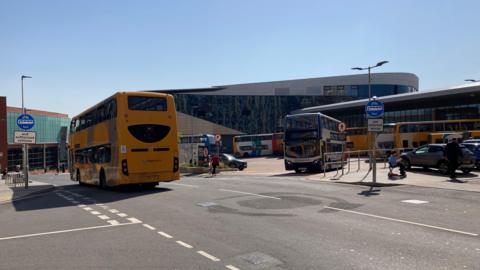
[{"xmin": 0, "ymin": 179, "xmax": 55, "ymax": 204}]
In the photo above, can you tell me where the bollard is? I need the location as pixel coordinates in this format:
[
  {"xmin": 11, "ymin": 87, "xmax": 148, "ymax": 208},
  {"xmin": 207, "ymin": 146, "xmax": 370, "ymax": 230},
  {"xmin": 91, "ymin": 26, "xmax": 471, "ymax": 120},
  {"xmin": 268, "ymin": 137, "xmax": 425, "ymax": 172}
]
[
  {"xmin": 357, "ymin": 151, "xmax": 360, "ymax": 172},
  {"xmin": 323, "ymin": 153, "xmax": 327, "ymax": 178},
  {"xmin": 347, "ymin": 152, "xmax": 351, "ymax": 174}
]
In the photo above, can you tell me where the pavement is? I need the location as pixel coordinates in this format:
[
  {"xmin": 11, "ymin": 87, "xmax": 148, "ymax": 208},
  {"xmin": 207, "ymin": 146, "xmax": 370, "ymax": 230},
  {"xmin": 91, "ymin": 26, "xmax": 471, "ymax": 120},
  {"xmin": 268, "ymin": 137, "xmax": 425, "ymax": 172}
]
[
  {"xmin": 225, "ymin": 157, "xmax": 480, "ymax": 193},
  {"xmin": 0, "ymin": 173, "xmax": 479, "ymax": 269}
]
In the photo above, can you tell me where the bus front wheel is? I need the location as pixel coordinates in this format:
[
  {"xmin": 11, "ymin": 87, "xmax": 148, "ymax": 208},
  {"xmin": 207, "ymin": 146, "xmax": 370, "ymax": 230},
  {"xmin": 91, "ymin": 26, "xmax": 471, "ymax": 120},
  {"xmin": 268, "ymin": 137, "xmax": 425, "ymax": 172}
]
[
  {"xmin": 99, "ymin": 170, "xmax": 107, "ymax": 189},
  {"xmin": 77, "ymin": 170, "xmax": 84, "ymax": 186}
]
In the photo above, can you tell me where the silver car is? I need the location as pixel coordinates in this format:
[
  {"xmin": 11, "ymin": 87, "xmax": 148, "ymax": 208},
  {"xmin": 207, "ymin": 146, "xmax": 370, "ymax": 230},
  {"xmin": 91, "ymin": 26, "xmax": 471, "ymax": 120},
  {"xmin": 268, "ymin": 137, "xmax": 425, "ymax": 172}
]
[{"xmin": 401, "ymin": 144, "xmax": 476, "ymax": 174}]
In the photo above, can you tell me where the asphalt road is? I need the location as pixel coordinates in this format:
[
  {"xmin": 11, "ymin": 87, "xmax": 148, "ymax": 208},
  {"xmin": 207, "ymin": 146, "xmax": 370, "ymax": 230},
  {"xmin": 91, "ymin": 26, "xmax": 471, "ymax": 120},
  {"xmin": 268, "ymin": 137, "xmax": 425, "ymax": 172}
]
[{"xmin": 1, "ymin": 173, "xmax": 479, "ymax": 270}]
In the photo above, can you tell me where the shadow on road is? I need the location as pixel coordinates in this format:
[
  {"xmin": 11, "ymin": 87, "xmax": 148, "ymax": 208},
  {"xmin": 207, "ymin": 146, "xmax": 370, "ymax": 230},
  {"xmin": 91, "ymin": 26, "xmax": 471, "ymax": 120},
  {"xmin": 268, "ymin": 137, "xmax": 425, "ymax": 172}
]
[
  {"xmin": 357, "ymin": 186, "xmax": 381, "ymax": 197},
  {"xmin": 10, "ymin": 184, "xmax": 172, "ymax": 212}
]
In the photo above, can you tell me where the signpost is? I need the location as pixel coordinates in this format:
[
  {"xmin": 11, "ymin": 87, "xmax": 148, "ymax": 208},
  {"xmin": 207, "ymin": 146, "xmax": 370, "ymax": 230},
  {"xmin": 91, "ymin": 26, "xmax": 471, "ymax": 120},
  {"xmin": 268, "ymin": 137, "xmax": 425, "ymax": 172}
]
[
  {"xmin": 365, "ymin": 98, "xmax": 384, "ymax": 184},
  {"xmin": 16, "ymin": 113, "xmax": 35, "ymax": 189}
]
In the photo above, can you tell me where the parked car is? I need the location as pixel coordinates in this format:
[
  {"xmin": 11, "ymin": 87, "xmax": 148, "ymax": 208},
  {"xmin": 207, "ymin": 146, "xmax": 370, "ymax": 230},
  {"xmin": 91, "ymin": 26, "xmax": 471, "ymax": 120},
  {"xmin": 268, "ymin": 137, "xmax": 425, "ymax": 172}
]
[
  {"xmin": 401, "ymin": 144, "xmax": 476, "ymax": 174},
  {"xmin": 220, "ymin": 153, "xmax": 247, "ymax": 170},
  {"xmin": 462, "ymin": 143, "xmax": 480, "ymax": 168},
  {"xmin": 463, "ymin": 139, "xmax": 480, "ymax": 144}
]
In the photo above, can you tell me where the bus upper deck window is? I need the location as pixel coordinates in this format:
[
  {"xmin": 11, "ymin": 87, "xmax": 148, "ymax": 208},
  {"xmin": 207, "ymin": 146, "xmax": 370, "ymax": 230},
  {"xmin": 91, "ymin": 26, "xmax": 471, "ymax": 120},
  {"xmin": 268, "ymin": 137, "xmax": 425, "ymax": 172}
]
[{"xmin": 128, "ymin": 96, "xmax": 167, "ymax": 111}]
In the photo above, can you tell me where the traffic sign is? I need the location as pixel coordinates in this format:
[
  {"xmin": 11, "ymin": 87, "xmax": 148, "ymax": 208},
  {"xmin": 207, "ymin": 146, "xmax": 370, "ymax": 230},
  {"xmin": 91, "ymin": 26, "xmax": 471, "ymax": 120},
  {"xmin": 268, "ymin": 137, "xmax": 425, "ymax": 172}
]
[
  {"xmin": 365, "ymin": 100, "xmax": 384, "ymax": 118},
  {"xmin": 214, "ymin": 134, "xmax": 222, "ymax": 142},
  {"xmin": 338, "ymin": 122, "xmax": 346, "ymax": 132},
  {"xmin": 14, "ymin": 131, "xmax": 36, "ymax": 144},
  {"xmin": 368, "ymin": 118, "xmax": 384, "ymax": 132},
  {"xmin": 16, "ymin": 114, "xmax": 35, "ymax": 130}
]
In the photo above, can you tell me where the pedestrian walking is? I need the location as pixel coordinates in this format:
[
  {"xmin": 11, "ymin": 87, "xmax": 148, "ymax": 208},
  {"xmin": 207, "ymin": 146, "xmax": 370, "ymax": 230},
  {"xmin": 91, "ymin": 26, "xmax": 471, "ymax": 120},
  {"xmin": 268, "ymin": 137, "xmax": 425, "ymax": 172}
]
[
  {"xmin": 211, "ymin": 154, "xmax": 220, "ymax": 175},
  {"xmin": 444, "ymin": 138, "xmax": 463, "ymax": 180}
]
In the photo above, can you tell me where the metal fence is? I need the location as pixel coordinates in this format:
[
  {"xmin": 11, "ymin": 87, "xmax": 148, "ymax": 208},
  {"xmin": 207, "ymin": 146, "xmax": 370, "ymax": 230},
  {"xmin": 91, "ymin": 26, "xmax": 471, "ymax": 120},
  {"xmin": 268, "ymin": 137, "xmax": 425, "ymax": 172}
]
[
  {"xmin": 322, "ymin": 148, "xmax": 411, "ymax": 180},
  {"xmin": 3, "ymin": 172, "xmax": 24, "ymax": 187}
]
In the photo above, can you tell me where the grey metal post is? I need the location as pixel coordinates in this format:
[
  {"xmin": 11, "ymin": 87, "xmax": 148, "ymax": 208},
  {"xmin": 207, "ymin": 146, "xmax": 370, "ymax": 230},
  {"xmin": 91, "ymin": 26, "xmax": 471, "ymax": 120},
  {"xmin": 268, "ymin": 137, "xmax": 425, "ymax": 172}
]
[
  {"xmin": 43, "ymin": 144, "xmax": 46, "ymax": 172},
  {"xmin": 21, "ymin": 76, "xmax": 29, "ymax": 189}
]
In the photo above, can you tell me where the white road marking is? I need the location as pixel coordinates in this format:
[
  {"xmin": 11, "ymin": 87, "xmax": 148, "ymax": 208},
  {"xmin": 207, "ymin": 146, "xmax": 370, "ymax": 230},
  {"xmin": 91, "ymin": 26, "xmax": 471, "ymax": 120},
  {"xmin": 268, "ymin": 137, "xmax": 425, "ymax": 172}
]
[
  {"xmin": 100, "ymin": 205, "xmax": 109, "ymax": 209},
  {"xmin": 197, "ymin": 251, "xmax": 221, "ymax": 262},
  {"xmin": 108, "ymin": 209, "xmax": 119, "ymax": 213},
  {"xmin": 95, "ymin": 203, "xmax": 104, "ymax": 206},
  {"xmin": 90, "ymin": 211, "xmax": 101, "ymax": 215},
  {"xmin": 402, "ymin": 199, "xmax": 429, "ymax": 204},
  {"xmin": 163, "ymin": 182, "xmax": 199, "ymax": 188},
  {"xmin": 127, "ymin": 217, "xmax": 142, "ymax": 224},
  {"xmin": 83, "ymin": 207, "xmax": 93, "ymax": 211},
  {"xmin": 0, "ymin": 222, "xmax": 139, "ymax": 241},
  {"xmin": 71, "ymin": 200, "xmax": 79, "ymax": 204},
  {"xmin": 107, "ymin": 220, "xmax": 120, "ymax": 225},
  {"xmin": 98, "ymin": 215, "xmax": 110, "ymax": 220},
  {"xmin": 219, "ymin": 189, "xmax": 281, "ymax": 200},
  {"xmin": 78, "ymin": 204, "xmax": 87, "ymax": 207},
  {"xmin": 226, "ymin": 265, "xmax": 241, "ymax": 270},
  {"xmin": 158, "ymin": 231, "xmax": 173, "ymax": 238},
  {"xmin": 117, "ymin": 213, "xmax": 128, "ymax": 217},
  {"xmin": 176, "ymin": 240, "xmax": 193, "ymax": 248},
  {"xmin": 143, "ymin": 224, "xmax": 156, "ymax": 230},
  {"xmin": 324, "ymin": 206, "xmax": 479, "ymax": 236}
]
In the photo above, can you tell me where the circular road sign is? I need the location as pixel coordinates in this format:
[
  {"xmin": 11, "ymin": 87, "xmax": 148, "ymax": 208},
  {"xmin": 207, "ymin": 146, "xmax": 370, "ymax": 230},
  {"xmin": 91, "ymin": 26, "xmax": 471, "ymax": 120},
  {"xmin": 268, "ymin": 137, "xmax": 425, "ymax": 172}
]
[
  {"xmin": 338, "ymin": 122, "xmax": 346, "ymax": 132},
  {"xmin": 365, "ymin": 100, "xmax": 384, "ymax": 118},
  {"xmin": 215, "ymin": 134, "xmax": 222, "ymax": 142},
  {"xmin": 16, "ymin": 114, "xmax": 35, "ymax": 130}
]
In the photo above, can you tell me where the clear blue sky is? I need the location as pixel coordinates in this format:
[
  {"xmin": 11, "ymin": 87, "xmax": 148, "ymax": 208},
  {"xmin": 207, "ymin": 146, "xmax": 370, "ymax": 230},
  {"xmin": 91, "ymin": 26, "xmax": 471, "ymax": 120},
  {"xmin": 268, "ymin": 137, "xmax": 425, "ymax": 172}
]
[{"xmin": 1, "ymin": 0, "xmax": 479, "ymax": 117}]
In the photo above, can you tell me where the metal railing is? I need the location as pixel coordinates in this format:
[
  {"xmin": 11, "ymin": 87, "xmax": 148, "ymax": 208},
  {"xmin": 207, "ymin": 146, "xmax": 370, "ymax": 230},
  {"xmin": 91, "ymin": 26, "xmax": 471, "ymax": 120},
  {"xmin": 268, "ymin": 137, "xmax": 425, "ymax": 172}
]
[
  {"xmin": 3, "ymin": 172, "xmax": 24, "ymax": 187},
  {"xmin": 322, "ymin": 148, "xmax": 411, "ymax": 180}
]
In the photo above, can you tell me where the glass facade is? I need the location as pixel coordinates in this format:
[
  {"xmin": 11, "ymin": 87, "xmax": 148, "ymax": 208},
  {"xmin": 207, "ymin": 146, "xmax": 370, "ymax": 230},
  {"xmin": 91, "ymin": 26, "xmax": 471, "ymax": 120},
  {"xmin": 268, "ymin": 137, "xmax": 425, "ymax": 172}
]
[
  {"xmin": 6, "ymin": 110, "xmax": 70, "ymax": 171},
  {"xmin": 174, "ymin": 84, "xmax": 416, "ymax": 134},
  {"xmin": 7, "ymin": 112, "xmax": 70, "ymax": 144}
]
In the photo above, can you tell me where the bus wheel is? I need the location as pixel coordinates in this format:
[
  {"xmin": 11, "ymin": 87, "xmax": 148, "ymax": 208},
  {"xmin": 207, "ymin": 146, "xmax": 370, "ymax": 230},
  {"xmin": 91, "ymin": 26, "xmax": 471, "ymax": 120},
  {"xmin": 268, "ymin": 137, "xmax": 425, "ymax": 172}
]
[
  {"xmin": 243, "ymin": 153, "xmax": 249, "ymax": 158},
  {"xmin": 99, "ymin": 170, "xmax": 107, "ymax": 189},
  {"xmin": 77, "ymin": 170, "xmax": 84, "ymax": 186}
]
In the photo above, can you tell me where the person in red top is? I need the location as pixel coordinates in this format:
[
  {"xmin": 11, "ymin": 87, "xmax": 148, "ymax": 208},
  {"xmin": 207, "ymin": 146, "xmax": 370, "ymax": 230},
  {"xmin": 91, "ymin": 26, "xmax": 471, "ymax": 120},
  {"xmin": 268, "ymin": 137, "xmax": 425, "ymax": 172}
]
[{"xmin": 211, "ymin": 155, "xmax": 220, "ymax": 175}]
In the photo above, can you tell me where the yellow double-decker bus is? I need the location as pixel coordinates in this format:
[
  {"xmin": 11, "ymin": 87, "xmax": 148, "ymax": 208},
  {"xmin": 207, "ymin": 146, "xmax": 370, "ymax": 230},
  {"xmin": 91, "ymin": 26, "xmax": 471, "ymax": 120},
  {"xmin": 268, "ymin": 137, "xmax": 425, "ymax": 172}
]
[
  {"xmin": 69, "ymin": 92, "xmax": 180, "ymax": 188},
  {"xmin": 346, "ymin": 119, "xmax": 480, "ymax": 151}
]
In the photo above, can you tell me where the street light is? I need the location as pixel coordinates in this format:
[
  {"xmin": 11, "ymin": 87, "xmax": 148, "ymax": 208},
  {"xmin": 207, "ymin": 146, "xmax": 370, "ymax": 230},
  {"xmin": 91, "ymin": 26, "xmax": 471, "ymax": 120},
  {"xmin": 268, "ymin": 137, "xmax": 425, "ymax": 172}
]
[
  {"xmin": 21, "ymin": 75, "xmax": 32, "ymax": 189},
  {"xmin": 351, "ymin": 61, "xmax": 388, "ymax": 184},
  {"xmin": 351, "ymin": 61, "xmax": 389, "ymax": 100},
  {"xmin": 465, "ymin": 79, "xmax": 479, "ymax": 82}
]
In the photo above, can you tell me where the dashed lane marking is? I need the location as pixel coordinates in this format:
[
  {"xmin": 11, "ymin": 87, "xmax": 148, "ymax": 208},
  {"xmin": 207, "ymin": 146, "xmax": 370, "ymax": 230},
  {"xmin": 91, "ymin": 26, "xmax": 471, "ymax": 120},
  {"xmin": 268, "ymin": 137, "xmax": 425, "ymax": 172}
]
[
  {"xmin": 100, "ymin": 205, "xmax": 109, "ymax": 209},
  {"xmin": 83, "ymin": 207, "xmax": 93, "ymax": 211},
  {"xmin": 402, "ymin": 199, "xmax": 429, "ymax": 204},
  {"xmin": 108, "ymin": 209, "xmax": 120, "ymax": 213},
  {"xmin": 158, "ymin": 231, "xmax": 173, "ymax": 239},
  {"xmin": 98, "ymin": 215, "xmax": 110, "ymax": 220},
  {"xmin": 107, "ymin": 220, "xmax": 120, "ymax": 225},
  {"xmin": 127, "ymin": 217, "xmax": 142, "ymax": 224},
  {"xmin": 78, "ymin": 204, "xmax": 87, "ymax": 208},
  {"xmin": 90, "ymin": 211, "xmax": 101, "ymax": 215},
  {"xmin": 0, "ymin": 222, "xmax": 139, "ymax": 241},
  {"xmin": 143, "ymin": 224, "xmax": 156, "ymax": 230},
  {"xmin": 197, "ymin": 251, "xmax": 221, "ymax": 262},
  {"xmin": 219, "ymin": 189, "xmax": 281, "ymax": 200},
  {"xmin": 226, "ymin": 265, "xmax": 241, "ymax": 270},
  {"xmin": 176, "ymin": 241, "xmax": 193, "ymax": 249},
  {"xmin": 117, "ymin": 213, "xmax": 128, "ymax": 218},
  {"xmin": 324, "ymin": 206, "xmax": 479, "ymax": 237}
]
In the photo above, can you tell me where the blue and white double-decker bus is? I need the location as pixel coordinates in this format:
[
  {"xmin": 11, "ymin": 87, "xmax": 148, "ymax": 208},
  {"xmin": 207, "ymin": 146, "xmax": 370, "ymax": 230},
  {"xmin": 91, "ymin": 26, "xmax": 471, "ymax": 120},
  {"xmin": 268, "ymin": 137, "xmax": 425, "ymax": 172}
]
[{"xmin": 179, "ymin": 134, "xmax": 217, "ymax": 166}]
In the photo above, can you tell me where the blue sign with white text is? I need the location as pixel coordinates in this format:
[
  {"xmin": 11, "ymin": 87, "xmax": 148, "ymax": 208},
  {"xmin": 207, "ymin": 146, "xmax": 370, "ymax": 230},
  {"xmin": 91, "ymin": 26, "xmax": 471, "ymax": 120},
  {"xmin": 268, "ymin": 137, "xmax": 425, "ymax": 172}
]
[
  {"xmin": 16, "ymin": 114, "xmax": 35, "ymax": 130},
  {"xmin": 365, "ymin": 100, "xmax": 384, "ymax": 118}
]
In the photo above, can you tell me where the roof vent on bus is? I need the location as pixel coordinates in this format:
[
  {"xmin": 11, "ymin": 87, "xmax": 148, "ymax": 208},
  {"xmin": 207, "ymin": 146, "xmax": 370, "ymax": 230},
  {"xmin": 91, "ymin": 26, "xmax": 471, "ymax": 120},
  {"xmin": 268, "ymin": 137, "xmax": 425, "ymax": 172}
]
[{"xmin": 127, "ymin": 124, "xmax": 171, "ymax": 143}]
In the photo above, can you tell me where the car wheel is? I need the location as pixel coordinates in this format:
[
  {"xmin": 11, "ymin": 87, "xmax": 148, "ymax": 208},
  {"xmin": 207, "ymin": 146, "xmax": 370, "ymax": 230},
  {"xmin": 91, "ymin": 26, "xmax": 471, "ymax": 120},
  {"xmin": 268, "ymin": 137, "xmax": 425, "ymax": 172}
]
[
  {"xmin": 461, "ymin": 169, "xmax": 472, "ymax": 174},
  {"xmin": 238, "ymin": 166, "xmax": 245, "ymax": 171},
  {"xmin": 437, "ymin": 161, "xmax": 449, "ymax": 175},
  {"xmin": 243, "ymin": 153, "xmax": 249, "ymax": 158},
  {"xmin": 294, "ymin": 168, "xmax": 301, "ymax": 173}
]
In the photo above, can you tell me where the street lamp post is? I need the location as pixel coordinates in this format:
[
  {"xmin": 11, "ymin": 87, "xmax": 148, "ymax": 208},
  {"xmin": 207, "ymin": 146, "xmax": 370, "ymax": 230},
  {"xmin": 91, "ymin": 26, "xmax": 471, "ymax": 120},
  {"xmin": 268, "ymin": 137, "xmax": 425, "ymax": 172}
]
[
  {"xmin": 21, "ymin": 75, "xmax": 32, "ymax": 189},
  {"xmin": 351, "ymin": 61, "xmax": 388, "ymax": 184}
]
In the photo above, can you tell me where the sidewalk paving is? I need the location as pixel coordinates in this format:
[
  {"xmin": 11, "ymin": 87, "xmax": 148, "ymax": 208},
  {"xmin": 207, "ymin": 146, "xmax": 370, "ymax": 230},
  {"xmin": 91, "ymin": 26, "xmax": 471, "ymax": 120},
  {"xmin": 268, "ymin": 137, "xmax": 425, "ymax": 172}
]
[
  {"xmin": 223, "ymin": 157, "xmax": 480, "ymax": 193},
  {"xmin": 0, "ymin": 179, "xmax": 55, "ymax": 204}
]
